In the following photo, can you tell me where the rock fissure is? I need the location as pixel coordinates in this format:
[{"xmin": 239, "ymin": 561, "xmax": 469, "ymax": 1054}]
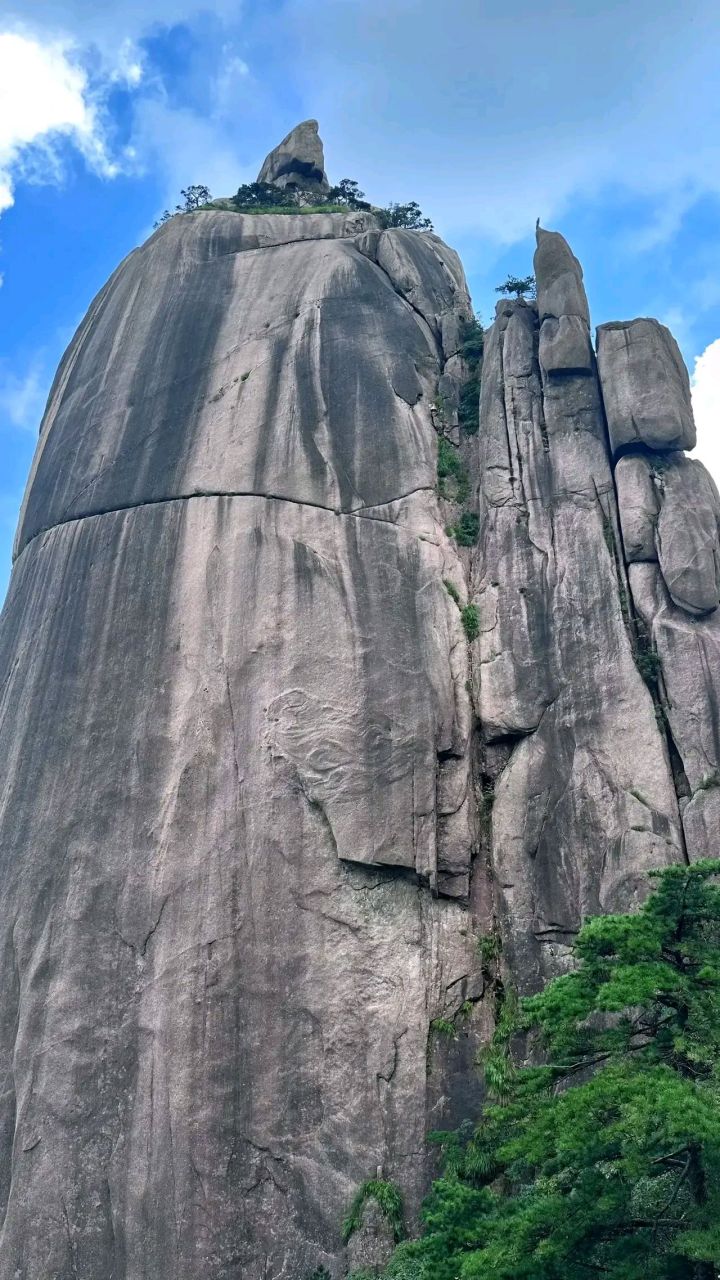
[
  {"xmin": 14, "ymin": 484, "xmax": 441, "ymax": 560},
  {"xmin": 351, "ymin": 237, "xmax": 445, "ymax": 361}
]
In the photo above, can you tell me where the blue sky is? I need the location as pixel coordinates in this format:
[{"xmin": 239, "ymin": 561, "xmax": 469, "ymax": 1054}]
[{"xmin": 1, "ymin": 0, "xmax": 720, "ymax": 603}]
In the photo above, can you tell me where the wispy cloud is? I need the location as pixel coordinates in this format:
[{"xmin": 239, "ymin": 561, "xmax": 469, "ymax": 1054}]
[
  {"xmin": 0, "ymin": 8, "xmax": 263, "ymax": 234},
  {"xmin": 0, "ymin": 357, "xmax": 50, "ymax": 433},
  {"xmin": 130, "ymin": 96, "xmax": 250, "ymax": 219},
  {"xmin": 2, "ymin": 0, "xmax": 720, "ymax": 259},
  {"xmin": 11, "ymin": 1, "xmax": 242, "ymax": 51},
  {"xmin": 272, "ymin": 0, "xmax": 720, "ymax": 247},
  {"xmin": 0, "ymin": 29, "xmax": 122, "ymax": 215},
  {"xmin": 691, "ymin": 338, "xmax": 720, "ymax": 488}
]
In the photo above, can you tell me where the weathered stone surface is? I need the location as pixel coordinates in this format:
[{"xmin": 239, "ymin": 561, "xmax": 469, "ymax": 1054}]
[
  {"xmin": 655, "ymin": 454, "xmax": 720, "ymax": 615},
  {"xmin": 0, "ymin": 496, "xmax": 480, "ymax": 1278},
  {"xmin": 211, "ymin": 205, "xmax": 378, "ymax": 241},
  {"xmin": 539, "ymin": 314, "xmax": 593, "ymax": 375},
  {"xmin": 355, "ymin": 227, "xmax": 471, "ymax": 356},
  {"xmin": 257, "ymin": 118, "xmax": 330, "ymax": 193},
  {"xmin": 345, "ymin": 1199, "xmax": 396, "ymax": 1275},
  {"xmin": 683, "ymin": 788, "xmax": 720, "ymax": 863},
  {"xmin": 0, "ymin": 206, "xmax": 484, "ymax": 1276},
  {"xmin": 3, "ymin": 179, "xmax": 720, "ymax": 1278},
  {"xmin": 615, "ymin": 453, "xmax": 659, "ymax": 562},
  {"xmin": 616, "ymin": 451, "xmax": 720, "ymax": 612},
  {"xmin": 534, "ymin": 227, "xmax": 590, "ymax": 324},
  {"xmin": 473, "ymin": 295, "xmax": 683, "ymax": 988},
  {"xmin": 628, "ymin": 560, "xmax": 720, "ymax": 860},
  {"xmin": 16, "ymin": 210, "xmax": 440, "ymax": 553},
  {"xmin": 596, "ymin": 319, "xmax": 696, "ymax": 455}
]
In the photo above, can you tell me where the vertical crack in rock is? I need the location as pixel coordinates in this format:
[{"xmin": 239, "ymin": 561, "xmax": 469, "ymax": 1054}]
[
  {"xmin": 594, "ymin": 311, "xmax": 720, "ymax": 861},
  {"xmin": 471, "ymin": 227, "xmax": 686, "ymax": 991}
]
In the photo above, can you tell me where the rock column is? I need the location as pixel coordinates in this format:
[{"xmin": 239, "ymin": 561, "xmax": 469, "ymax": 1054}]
[
  {"xmin": 597, "ymin": 320, "xmax": 720, "ymax": 860},
  {"xmin": 471, "ymin": 229, "xmax": 684, "ymax": 990}
]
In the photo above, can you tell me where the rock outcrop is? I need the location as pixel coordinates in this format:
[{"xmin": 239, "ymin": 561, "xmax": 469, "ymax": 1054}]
[
  {"xmin": 597, "ymin": 319, "xmax": 696, "ymax": 455},
  {"xmin": 471, "ymin": 233, "xmax": 684, "ymax": 988},
  {"xmin": 594, "ymin": 314, "xmax": 720, "ymax": 867},
  {"xmin": 0, "ymin": 124, "xmax": 718, "ymax": 1277},
  {"xmin": 0, "ymin": 169, "xmax": 483, "ymax": 1279},
  {"xmin": 256, "ymin": 118, "xmax": 330, "ymax": 194}
]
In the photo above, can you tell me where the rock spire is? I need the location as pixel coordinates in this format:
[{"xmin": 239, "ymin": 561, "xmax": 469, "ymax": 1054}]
[{"xmin": 256, "ymin": 118, "xmax": 330, "ymax": 193}]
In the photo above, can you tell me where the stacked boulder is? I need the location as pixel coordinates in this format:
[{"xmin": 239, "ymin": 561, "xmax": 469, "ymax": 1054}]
[
  {"xmin": 597, "ymin": 319, "xmax": 720, "ymax": 857},
  {"xmin": 471, "ymin": 228, "xmax": 684, "ymax": 991}
]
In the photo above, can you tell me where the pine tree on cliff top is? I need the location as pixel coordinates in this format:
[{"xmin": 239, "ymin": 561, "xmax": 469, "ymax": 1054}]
[{"xmin": 384, "ymin": 860, "xmax": 720, "ymax": 1280}]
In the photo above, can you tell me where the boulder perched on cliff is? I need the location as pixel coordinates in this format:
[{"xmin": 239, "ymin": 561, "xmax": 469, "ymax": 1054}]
[
  {"xmin": 256, "ymin": 117, "xmax": 330, "ymax": 193},
  {"xmin": 596, "ymin": 318, "xmax": 696, "ymax": 454},
  {"xmin": 534, "ymin": 228, "xmax": 593, "ymax": 382}
]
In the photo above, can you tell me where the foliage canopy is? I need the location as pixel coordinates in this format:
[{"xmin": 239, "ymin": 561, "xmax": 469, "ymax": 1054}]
[
  {"xmin": 495, "ymin": 274, "xmax": 536, "ymax": 300},
  {"xmin": 326, "ymin": 178, "xmax": 371, "ymax": 209},
  {"xmin": 154, "ymin": 184, "xmax": 212, "ymax": 225},
  {"xmin": 343, "ymin": 1179, "xmax": 405, "ymax": 1245},
  {"xmin": 437, "ymin": 438, "xmax": 470, "ymax": 505},
  {"xmin": 383, "ymin": 860, "xmax": 720, "ymax": 1280},
  {"xmin": 458, "ymin": 313, "xmax": 484, "ymax": 435},
  {"xmin": 378, "ymin": 201, "xmax": 433, "ymax": 230},
  {"xmin": 155, "ymin": 178, "xmax": 434, "ymax": 230}
]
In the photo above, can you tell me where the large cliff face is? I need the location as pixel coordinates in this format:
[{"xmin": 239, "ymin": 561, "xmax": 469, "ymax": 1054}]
[{"xmin": 0, "ymin": 127, "xmax": 718, "ymax": 1277}]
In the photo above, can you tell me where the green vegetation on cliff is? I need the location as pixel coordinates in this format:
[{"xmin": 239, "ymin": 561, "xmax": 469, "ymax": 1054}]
[
  {"xmin": 154, "ymin": 180, "xmax": 434, "ymax": 228},
  {"xmin": 495, "ymin": 273, "xmax": 536, "ymax": 301},
  {"xmin": 437, "ymin": 438, "xmax": 470, "ymax": 504},
  {"xmin": 383, "ymin": 860, "xmax": 720, "ymax": 1279},
  {"xmin": 458, "ymin": 314, "xmax": 484, "ymax": 435},
  {"xmin": 343, "ymin": 1179, "xmax": 405, "ymax": 1245}
]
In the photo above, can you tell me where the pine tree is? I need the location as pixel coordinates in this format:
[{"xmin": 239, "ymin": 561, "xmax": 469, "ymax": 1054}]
[
  {"xmin": 380, "ymin": 201, "xmax": 433, "ymax": 230},
  {"xmin": 385, "ymin": 861, "xmax": 720, "ymax": 1279},
  {"xmin": 495, "ymin": 274, "xmax": 536, "ymax": 300},
  {"xmin": 326, "ymin": 178, "xmax": 371, "ymax": 209}
]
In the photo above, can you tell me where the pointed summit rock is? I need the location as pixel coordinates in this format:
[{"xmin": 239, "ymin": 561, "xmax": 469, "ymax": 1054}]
[
  {"xmin": 534, "ymin": 225, "xmax": 590, "ymax": 323},
  {"xmin": 534, "ymin": 225, "xmax": 592, "ymax": 375},
  {"xmin": 257, "ymin": 118, "xmax": 330, "ymax": 193}
]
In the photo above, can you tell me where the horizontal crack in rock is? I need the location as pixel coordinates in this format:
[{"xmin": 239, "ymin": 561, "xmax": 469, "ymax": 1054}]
[{"xmin": 16, "ymin": 486, "xmax": 436, "ymax": 560}]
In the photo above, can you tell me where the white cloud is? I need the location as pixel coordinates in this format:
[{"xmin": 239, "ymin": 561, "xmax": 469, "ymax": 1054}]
[
  {"xmin": 0, "ymin": 30, "xmax": 117, "ymax": 214},
  {"xmin": 8, "ymin": 1, "xmax": 242, "ymax": 50},
  {"xmin": 0, "ymin": 9, "xmax": 259, "ymax": 234},
  {"xmin": 1, "ymin": 0, "xmax": 719, "ymax": 258},
  {"xmin": 110, "ymin": 38, "xmax": 144, "ymax": 88},
  {"xmin": 275, "ymin": 0, "xmax": 720, "ymax": 247},
  {"xmin": 131, "ymin": 97, "xmax": 250, "ymax": 220},
  {"xmin": 691, "ymin": 339, "xmax": 720, "ymax": 488},
  {"xmin": 0, "ymin": 357, "xmax": 50, "ymax": 433}
]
